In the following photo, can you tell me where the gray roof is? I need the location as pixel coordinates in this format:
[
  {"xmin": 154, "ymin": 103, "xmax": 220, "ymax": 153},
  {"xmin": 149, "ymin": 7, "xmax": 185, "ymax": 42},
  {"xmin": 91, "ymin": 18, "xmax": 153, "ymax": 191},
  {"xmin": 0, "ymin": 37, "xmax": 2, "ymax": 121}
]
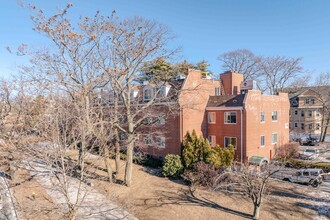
[{"xmin": 207, "ymin": 94, "xmax": 245, "ymax": 107}]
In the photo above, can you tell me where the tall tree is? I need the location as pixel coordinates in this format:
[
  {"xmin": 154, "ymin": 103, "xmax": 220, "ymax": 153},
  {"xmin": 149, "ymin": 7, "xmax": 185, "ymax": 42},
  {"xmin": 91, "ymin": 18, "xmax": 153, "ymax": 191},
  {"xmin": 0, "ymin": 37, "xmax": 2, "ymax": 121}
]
[
  {"xmin": 260, "ymin": 56, "xmax": 303, "ymax": 95},
  {"xmin": 217, "ymin": 49, "xmax": 262, "ymax": 81}
]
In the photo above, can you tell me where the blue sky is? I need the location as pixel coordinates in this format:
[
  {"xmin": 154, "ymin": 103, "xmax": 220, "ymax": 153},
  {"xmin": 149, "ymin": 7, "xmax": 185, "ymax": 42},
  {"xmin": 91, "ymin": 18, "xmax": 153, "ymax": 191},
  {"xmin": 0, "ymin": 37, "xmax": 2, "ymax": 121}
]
[{"xmin": 1, "ymin": 0, "xmax": 330, "ymax": 79}]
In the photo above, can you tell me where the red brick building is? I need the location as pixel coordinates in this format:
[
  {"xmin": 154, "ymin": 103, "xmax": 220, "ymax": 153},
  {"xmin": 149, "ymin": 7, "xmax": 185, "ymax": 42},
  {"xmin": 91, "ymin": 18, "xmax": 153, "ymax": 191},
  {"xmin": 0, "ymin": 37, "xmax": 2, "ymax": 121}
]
[{"xmin": 138, "ymin": 70, "xmax": 290, "ymax": 162}]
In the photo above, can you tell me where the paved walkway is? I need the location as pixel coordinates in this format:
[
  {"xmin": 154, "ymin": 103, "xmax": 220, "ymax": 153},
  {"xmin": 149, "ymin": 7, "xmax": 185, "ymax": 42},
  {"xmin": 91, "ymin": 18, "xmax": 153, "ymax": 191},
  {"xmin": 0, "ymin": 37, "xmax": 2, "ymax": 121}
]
[
  {"xmin": 24, "ymin": 159, "xmax": 137, "ymax": 220},
  {"xmin": 0, "ymin": 173, "xmax": 18, "ymax": 220}
]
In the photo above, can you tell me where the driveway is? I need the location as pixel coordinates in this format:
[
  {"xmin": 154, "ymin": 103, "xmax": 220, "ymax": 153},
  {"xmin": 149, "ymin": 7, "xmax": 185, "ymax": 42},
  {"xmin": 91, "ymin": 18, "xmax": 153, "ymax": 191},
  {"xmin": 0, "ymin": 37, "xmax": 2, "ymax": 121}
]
[{"xmin": 299, "ymin": 142, "xmax": 330, "ymax": 163}]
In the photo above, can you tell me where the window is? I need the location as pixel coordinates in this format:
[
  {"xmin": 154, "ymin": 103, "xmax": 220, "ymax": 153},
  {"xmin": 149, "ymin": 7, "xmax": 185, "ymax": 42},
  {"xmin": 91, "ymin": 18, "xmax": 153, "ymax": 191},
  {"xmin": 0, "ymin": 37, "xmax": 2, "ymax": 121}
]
[
  {"xmin": 294, "ymin": 110, "xmax": 298, "ymax": 115},
  {"xmin": 143, "ymin": 88, "xmax": 152, "ymax": 101},
  {"xmin": 305, "ymin": 98, "xmax": 315, "ymax": 105},
  {"xmin": 224, "ymin": 112, "xmax": 237, "ymax": 124},
  {"xmin": 208, "ymin": 135, "xmax": 216, "ymax": 147},
  {"xmin": 301, "ymin": 110, "xmax": 305, "ymax": 117},
  {"xmin": 224, "ymin": 137, "xmax": 237, "ymax": 149},
  {"xmin": 157, "ymin": 115, "xmax": 165, "ymax": 125},
  {"xmin": 301, "ymin": 123, "xmax": 304, "ymax": 130},
  {"xmin": 260, "ymin": 136, "xmax": 265, "ymax": 147},
  {"xmin": 272, "ymin": 133, "xmax": 278, "ymax": 144},
  {"xmin": 308, "ymin": 124, "xmax": 312, "ymax": 130},
  {"xmin": 119, "ymin": 131, "xmax": 125, "ymax": 141},
  {"xmin": 294, "ymin": 122, "xmax": 298, "ymax": 128},
  {"xmin": 303, "ymin": 171, "xmax": 310, "ymax": 176},
  {"xmin": 316, "ymin": 123, "xmax": 320, "ymax": 130},
  {"xmin": 156, "ymin": 136, "xmax": 165, "ymax": 148},
  {"xmin": 260, "ymin": 112, "xmax": 265, "ymax": 123},
  {"xmin": 143, "ymin": 117, "xmax": 152, "ymax": 125},
  {"xmin": 144, "ymin": 135, "xmax": 152, "ymax": 145},
  {"xmin": 215, "ymin": 87, "xmax": 220, "ymax": 96},
  {"xmin": 208, "ymin": 112, "xmax": 216, "ymax": 124},
  {"xmin": 308, "ymin": 110, "xmax": 312, "ymax": 117},
  {"xmin": 316, "ymin": 111, "xmax": 320, "ymax": 117},
  {"xmin": 272, "ymin": 111, "xmax": 278, "ymax": 121}
]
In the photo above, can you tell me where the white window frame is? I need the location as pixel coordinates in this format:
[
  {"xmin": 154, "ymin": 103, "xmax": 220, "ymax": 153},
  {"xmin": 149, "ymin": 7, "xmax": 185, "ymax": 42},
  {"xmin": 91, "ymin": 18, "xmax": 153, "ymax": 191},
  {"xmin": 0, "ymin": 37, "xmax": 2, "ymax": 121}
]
[
  {"xmin": 316, "ymin": 123, "xmax": 320, "ymax": 130},
  {"xmin": 208, "ymin": 112, "xmax": 216, "ymax": 124},
  {"xmin": 272, "ymin": 111, "xmax": 278, "ymax": 121},
  {"xmin": 260, "ymin": 135, "xmax": 265, "ymax": 147},
  {"xmin": 144, "ymin": 135, "xmax": 152, "ymax": 145},
  {"xmin": 294, "ymin": 122, "xmax": 298, "ymax": 128},
  {"xmin": 272, "ymin": 133, "xmax": 278, "ymax": 144},
  {"xmin": 215, "ymin": 87, "xmax": 220, "ymax": 96},
  {"xmin": 301, "ymin": 123, "xmax": 304, "ymax": 130},
  {"xmin": 157, "ymin": 115, "xmax": 165, "ymax": 125},
  {"xmin": 260, "ymin": 112, "xmax": 265, "ymax": 123},
  {"xmin": 308, "ymin": 110, "xmax": 312, "ymax": 117},
  {"xmin": 224, "ymin": 136, "xmax": 237, "ymax": 149},
  {"xmin": 208, "ymin": 135, "xmax": 216, "ymax": 147},
  {"xmin": 143, "ymin": 88, "xmax": 153, "ymax": 101},
  {"xmin": 156, "ymin": 136, "xmax": 165, "ymax": 148},
  {"xmin": 224, "ymin": 112, "xmax": 237, "ymax": 124},
  {"xmin": 294, "ymin": 110, "xmax": 298, "ymax": 115}
]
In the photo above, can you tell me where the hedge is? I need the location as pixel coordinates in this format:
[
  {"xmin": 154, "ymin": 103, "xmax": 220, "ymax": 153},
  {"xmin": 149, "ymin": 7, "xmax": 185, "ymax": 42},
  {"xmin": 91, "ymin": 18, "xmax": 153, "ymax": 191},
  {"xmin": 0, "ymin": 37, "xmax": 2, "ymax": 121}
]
[{"xmin": 285, "ymin": 159, "xmax": 330, "ymax": 173}]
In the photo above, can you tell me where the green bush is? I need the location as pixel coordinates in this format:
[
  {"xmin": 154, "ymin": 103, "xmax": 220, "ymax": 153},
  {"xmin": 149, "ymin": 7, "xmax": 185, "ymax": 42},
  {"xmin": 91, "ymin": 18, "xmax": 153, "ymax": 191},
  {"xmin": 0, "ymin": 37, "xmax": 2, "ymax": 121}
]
[
  {"xmin": 205, "ymin": 145, "xmax": 235, "ymax": 168},
  {"xmin": 162, "ymin": 154, "xmax": 184, "ymax": 177},
  {"xmin": 182, "ymin": 130, "xmax": 211, "ymax": 168}
]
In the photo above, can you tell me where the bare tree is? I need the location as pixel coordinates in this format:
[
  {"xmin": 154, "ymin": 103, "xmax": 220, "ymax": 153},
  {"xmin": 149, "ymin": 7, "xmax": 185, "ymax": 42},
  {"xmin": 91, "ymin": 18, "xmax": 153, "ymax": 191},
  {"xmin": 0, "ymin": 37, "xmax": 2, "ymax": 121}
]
[
  {"xmin": 260, "ymin": 56, "xmax": 303, "ymax": 95},
  {"xmin": 218, "ymin": 50, "xmax": 304, "ymax": 94},
  {"xmin": 102, "ymin": 17, "xmax": 178, "ymax": 186},
  {"xmin": 217, "ymin": 49, "xmax": 262, "ymax": 82},
  {"xmin": 313, "ymin": 73, "xmax": 330, "ymax": 142},
  {"xmin": 0, "ymin": 79, "xmax": 12, "ymax": 139},
  {"xmin": 214, "ymin": 163, "xmax": 281, "ymax": 220}
]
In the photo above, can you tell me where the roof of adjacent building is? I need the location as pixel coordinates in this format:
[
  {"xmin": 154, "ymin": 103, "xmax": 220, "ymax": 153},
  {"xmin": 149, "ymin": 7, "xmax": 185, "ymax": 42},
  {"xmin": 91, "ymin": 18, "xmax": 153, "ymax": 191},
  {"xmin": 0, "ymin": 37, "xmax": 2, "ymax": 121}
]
[
  {"xmin": 284, "ymin": 86, "xmax": 330, "ymax": 99},
  {"xmin": 207, "ymin": 94, "xmax": 245, "ymax": 107}
]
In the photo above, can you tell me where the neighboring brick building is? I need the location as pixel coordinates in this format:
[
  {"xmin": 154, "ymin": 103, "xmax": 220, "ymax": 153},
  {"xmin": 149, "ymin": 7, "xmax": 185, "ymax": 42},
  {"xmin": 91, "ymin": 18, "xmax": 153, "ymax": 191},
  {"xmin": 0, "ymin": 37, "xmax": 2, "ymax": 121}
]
[
  {"xmin": 119, "ymin": 70, "xmax": 290, "ymax": 162},
  {"xmin": 287, "ymin": 86, "xmax": 330, "ymax": 141}
]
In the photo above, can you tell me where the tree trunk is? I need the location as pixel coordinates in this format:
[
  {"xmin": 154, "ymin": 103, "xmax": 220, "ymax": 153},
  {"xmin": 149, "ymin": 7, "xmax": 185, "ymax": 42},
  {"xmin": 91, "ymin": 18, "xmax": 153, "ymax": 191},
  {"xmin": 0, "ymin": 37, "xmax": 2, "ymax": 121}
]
[
  {"xmin": 125, "ymin": 140, "xmax": 134, "ymax": 187},
  {"xmin": 253, "ymin": 203, "xmax": 261, "ymax": 220},
  {"xmin": 104, "ymin": 147, "xmax": 113, "ymax": 183},
  {"xmin": 321, "ymin": 120, "xmax": 328, "ymax": 142},
  {"xmin": 115, "ymin": 141, "xmax": 121, "ymax": 175}
]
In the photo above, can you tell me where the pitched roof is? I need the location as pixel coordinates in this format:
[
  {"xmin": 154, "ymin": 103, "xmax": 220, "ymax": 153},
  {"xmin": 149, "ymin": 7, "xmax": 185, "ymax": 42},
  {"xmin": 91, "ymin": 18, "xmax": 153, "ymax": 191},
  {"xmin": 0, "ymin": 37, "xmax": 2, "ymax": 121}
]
[
  {"xmin": 284, "ymin": 86, "xmax": 330, "ymax": 99},
  {"xmin": 207, "ymin": 94, "xmax": 245, "ymax": 107}
]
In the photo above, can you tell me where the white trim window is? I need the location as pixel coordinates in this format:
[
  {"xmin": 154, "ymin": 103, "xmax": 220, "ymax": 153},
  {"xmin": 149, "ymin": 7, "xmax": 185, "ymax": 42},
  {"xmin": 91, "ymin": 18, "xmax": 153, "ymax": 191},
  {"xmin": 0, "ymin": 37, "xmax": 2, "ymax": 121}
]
[
  {"xmin": 260, "ymin": 135, "xmax": 265, "ymax": 147},
  {"xmin": 208, "ymin": 135, "xmax": 216, "ymax": 147},
  {"xmin": 143, "ymin": 88, "xmax": 153, "ymax": 101},
  {"xmin": 294, "ymin": 122, "xmax": 298, "ymax": 128},
  {"xmin": 119, "ymin": 131, "xmax": 125, "ymax": 141},
  {"xmin": 208, "ymin": 112, "xmax": 216, "ymax": 124},
  {"xmin": 272, "ymin": 111, "xmax": 278, "ymax": 121},
  {"xmin": 224, "ymin": 112, "xmax": 237, "ymax": 124},
  {"xmin": 224, "ymin": 136, "xmax": 237, "ymax": 149},
  {"xmin": 294, "ymin": 110, "xmax": 298, "ymax": 115},
  {"xmin": 260, "ymin": 112, "xmax": 265, "ymax": 123},
  {"xmin": 272, "ymin": 133, "xmax": 278, "ymax": 144},
  {"xmin": 215, "ymin": 87, "xmax": 220, "ymax": 96},
  {"xmin": 144, "ymin": 135, "xmax": 152, "ymax": 145},
  {"xmin": 156, "ymin": 136, "xmax": 165, "ymax": 148},
  {"xmin": 157, "ymin": 115, "xmax": 165, "ymax": 125}
]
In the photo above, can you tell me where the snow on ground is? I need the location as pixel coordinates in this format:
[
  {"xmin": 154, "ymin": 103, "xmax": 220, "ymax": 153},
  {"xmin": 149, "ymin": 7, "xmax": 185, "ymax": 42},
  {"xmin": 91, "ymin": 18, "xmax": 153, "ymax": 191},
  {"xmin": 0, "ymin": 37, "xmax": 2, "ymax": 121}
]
[{"xmin": 23, "ymin": 159, "xmax": 137, "ymax": 220}]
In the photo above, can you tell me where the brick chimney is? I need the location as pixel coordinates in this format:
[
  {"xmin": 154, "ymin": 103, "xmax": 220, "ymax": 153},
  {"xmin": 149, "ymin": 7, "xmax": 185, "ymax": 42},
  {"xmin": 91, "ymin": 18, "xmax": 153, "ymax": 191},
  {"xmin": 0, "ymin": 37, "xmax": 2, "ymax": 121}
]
[{"xmin": 220, "ymin": 71, "xmax": 244, "ymax": 95}]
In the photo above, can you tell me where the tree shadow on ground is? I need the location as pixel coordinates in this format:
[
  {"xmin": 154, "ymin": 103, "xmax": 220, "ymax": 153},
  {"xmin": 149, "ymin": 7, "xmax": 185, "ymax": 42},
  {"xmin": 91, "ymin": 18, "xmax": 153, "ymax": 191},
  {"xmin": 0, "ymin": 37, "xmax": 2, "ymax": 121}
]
[
  {"xmin": 295, "ymin": 202, "xmax": 330, "ymax": 218},
  {"xmin": 139, "ymin": 188, "xmax": 253, "ymax": 219},
  {"xmin": 271, "ymin": 190, "xmax": 330, "ymax": 203}
]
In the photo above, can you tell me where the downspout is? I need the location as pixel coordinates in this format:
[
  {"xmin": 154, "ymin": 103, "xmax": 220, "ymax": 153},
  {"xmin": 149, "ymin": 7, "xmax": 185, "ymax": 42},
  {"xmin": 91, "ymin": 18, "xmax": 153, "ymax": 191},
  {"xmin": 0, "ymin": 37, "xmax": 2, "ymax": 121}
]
[{"xmin": 240, "ymin": 109, "xmax": 243, "ymax": 164}]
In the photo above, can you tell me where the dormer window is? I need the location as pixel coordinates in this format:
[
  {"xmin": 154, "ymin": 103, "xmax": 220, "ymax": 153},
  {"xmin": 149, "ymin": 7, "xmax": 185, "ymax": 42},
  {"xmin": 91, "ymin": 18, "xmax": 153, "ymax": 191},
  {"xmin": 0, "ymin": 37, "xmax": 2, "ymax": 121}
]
[{"xmin": 143, "ymin": 87, "xmax": 153, "ymax": 101}]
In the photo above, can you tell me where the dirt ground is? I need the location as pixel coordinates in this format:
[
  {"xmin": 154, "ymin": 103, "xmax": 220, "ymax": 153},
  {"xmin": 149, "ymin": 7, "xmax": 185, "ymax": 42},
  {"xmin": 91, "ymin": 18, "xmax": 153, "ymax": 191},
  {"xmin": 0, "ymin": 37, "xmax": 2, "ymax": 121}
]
[
  {"xmin": 7, "ymin": 151, "xmax": 328, "ymax": 220},
  {"xmin": 86, "ymin": 156, "xmax": 322, "ymax": 220},
  {"xmin": 10, "ymin": 167, "xmax": 66, "ymax": 220}
]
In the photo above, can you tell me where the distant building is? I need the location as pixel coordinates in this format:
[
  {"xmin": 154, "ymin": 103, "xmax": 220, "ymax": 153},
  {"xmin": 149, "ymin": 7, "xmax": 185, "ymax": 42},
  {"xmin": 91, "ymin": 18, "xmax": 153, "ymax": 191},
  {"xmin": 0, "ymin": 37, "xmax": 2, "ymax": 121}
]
[{"xmin": 287, "ymin": 86, "xmax": 330, "ymax": 141}]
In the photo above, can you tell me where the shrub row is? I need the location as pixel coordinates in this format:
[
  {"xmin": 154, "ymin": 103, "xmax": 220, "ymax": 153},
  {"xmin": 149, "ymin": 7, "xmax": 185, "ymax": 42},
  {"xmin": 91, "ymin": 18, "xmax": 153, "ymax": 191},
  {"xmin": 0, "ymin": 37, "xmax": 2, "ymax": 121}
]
[{"xmin": 285, "ymin": 159, "xmax": 330, "ymax": 173}]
